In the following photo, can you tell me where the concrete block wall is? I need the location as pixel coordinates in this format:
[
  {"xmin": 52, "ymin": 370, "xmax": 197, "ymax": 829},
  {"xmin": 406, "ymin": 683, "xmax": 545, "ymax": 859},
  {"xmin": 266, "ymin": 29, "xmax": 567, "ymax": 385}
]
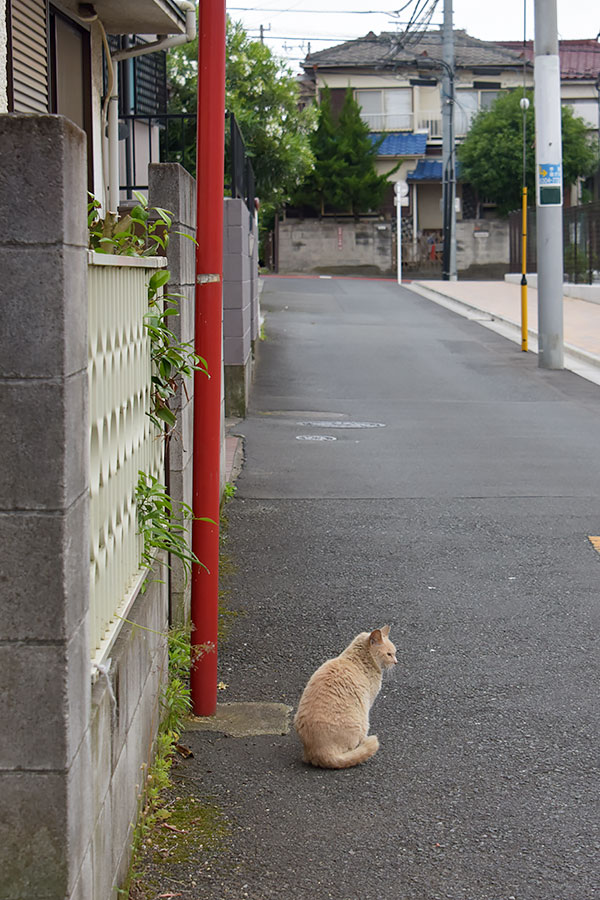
[
  {"xmin": 90, "ymin": 574, "xmax": 167, "ymax": 898},
  {"xmin": 456, "ymin": 218, "xmax": 510, "ymax": 277},
  {"xmin": 278, "ymin": 217, "xmax": 394, "ymax": 276},
  {"xmin": 223, "ymin": 197, "xmax": 258, "ymax": 417},
  {"xmin": 148, "ymin": 164, "xmax": 197, "ymax": 624},
  {"xmin": 0, "ymin": 115, "xmax": 169, "ymax": 899},
  {"xmin": 0, "ymin": 115, "xmax": 91, "ymax": 900}
]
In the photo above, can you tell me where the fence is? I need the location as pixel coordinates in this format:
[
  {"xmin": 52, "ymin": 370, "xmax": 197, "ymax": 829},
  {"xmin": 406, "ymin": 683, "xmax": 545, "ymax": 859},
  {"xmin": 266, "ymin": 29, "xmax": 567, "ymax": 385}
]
[
  {"xmin": 88, "ymin": 252, "xmax": 166, "ymax": 667},
  {"xmin": 119, "ymin": 112, "xmax": 256, "ymax": 212},
  {"xmin": 227, "ymin": 112, "xmax": 256, "ymax": 216},
  {"xmin": 509, "ymin": 201, "xmax": 600, "ymax": 284},
  {"xmin": 120, "ymin": 113, "xmax": 197, "ymax": 192}
]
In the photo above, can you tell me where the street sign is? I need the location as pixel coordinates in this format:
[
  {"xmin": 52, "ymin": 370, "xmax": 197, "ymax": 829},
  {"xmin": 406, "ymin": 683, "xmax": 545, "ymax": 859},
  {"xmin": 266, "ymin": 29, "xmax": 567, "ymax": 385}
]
[{"xmin": 538, "ymin": 162, "xmax": 562, "ymax": 206}]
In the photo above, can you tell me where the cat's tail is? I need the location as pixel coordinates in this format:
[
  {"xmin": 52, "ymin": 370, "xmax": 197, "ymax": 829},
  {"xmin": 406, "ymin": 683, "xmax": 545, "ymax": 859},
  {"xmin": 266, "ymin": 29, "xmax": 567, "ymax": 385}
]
[{"xmin": 307, "ymin": 735, "xmax": 380, "ymax": 770}]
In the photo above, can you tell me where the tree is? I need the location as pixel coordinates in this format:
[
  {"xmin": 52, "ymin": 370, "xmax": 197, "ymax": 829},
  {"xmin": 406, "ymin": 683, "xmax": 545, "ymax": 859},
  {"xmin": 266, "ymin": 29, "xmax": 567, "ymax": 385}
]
[
  {"xmin": 457, "ymin": 89, "xmax": 598, "ymax": 215},
  {"xmin": 292, "ymin": 88, "xmax": 339, "ymax": 214},
  {"xmin": 166, "ymin": 18, "xmax": 316, "ymax": 213},
  {"xmin": 294, "ymin": 87, "xmax": 398, "ymax": 216}
]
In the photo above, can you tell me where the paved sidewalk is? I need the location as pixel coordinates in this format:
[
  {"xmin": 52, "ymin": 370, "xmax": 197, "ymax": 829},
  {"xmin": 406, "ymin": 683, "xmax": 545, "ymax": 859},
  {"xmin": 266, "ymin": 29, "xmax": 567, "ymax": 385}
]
[{"xmin": 410, "ymin": 279, "xmax": 600, "ymax": 371}]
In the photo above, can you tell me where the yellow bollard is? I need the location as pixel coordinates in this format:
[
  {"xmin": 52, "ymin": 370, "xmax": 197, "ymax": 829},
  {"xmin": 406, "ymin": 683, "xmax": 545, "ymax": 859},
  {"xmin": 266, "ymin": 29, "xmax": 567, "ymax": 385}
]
[{"xmin": 521, "ymin": 186, "xmax": 528, "ymax": 352}]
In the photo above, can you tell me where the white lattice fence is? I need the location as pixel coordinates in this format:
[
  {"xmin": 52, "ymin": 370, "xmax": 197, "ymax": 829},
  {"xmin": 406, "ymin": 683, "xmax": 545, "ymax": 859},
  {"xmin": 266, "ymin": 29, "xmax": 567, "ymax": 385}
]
[{"xmin": 88, "ymin": 252, "xmax": 166, "ymax": 668}]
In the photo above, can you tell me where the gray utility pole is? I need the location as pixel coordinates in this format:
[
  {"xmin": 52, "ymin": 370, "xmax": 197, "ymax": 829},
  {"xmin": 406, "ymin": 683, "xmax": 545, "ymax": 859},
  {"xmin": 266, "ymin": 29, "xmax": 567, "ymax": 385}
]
[
  {"xmin": 441, "ymin": 0, "xmax": 457, "ymax": 280},
  {"xmin": 534, "ymin": 0, "xmax": 564, "ymax": 369}
]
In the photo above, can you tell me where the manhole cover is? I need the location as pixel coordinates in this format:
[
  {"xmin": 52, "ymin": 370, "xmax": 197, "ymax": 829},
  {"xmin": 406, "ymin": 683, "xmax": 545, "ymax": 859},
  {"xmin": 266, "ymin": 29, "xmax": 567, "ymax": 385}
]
[
  {"xmin": 296, "ymin": 434, "xmax": 337, "ymax": 441},
  {"xmin": 297, "ymin": 420, "xmax": 386, "ymax": 429}
]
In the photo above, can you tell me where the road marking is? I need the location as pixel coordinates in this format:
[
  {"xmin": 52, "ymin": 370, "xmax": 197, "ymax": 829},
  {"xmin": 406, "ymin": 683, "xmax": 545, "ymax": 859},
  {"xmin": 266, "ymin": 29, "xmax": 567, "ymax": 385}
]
[
  {"xmin": 296, "ymin": 434, "xmax": 337, "ymax": 441},
  {"xmin": 297, "ymin": 420, "xmax": 386, "ymax": 429}
]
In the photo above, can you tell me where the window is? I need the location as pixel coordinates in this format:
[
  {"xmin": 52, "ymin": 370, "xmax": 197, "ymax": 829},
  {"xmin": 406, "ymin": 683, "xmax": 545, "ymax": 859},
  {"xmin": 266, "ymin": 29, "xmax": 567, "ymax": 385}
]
[
  {"xmin": 355, "ymin": 88, "xmax": 412, "ymax": 131},
  {"xmin": 564, "ymin": 100, "xmax": 598, "ymax": 130},
  {"xmin": 49, "ymin": 7, "xmax": 93, "ymax": 186},
  {"xmin": 455, "ymin": 89, "xmax": 505, "ymax": 135}
]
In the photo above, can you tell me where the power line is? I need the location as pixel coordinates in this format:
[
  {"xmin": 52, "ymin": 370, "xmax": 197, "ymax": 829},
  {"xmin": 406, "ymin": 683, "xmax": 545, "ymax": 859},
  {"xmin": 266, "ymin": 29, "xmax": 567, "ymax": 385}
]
[
  {"xmin": 228, "ymin": 5, "xmax": 429, "ymax": 12},
  {"xmin": 246, "ymin": 33, "xmax": 362, "ymax": 40}
]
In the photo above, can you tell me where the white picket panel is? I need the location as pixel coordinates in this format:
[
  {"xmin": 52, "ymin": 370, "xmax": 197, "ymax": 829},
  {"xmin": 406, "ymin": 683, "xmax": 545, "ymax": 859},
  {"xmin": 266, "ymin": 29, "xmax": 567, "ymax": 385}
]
[{"xmin": 88, "ymin": 252, "xmax": 166, "ymax": 669}]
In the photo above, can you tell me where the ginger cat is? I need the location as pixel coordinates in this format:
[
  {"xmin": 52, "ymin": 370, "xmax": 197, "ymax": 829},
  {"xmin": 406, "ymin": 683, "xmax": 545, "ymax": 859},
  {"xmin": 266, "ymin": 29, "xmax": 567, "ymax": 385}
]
[{"xmin": 294, "ymin": 626, "xmax": 397, "ymax": 769}]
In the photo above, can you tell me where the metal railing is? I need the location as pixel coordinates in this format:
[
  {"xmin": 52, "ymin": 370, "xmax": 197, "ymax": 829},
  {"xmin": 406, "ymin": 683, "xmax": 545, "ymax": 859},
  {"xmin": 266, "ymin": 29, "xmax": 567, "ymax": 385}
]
[
  {"xmin": 509, "ymin": 201, "xmax": 600, "ymax": 284},
  {"xmin": 119, "ymin": 113, "xmax": 197, "ymax": 193},
  {"xmin": 118, "ymin": 112, "xmax": 256, "ymax": 218},
  {"xmin": 227, "ymin": 112, "xmax": 256, "ymax": 213},
  {"xmin": 88, "ymin": 252, "xmax": 166, "ymax": 668},
  {"xmin": 416, "ymin": 116, "xmax": 442, "ymax": 138}
]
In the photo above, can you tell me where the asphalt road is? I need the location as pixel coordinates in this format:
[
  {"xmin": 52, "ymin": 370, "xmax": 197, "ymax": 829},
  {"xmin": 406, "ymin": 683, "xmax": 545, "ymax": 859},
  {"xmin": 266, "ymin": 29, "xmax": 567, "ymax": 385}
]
[{"xmin": 178, "ymin": 276, "xmax": 600, "ymax": 900}]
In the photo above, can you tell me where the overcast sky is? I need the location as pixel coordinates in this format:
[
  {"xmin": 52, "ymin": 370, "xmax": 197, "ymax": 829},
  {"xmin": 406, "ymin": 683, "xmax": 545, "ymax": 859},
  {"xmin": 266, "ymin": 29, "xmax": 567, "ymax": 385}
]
[{"xmin": 225, "ymin": 0, "xmax": 600, "ymax": 72}]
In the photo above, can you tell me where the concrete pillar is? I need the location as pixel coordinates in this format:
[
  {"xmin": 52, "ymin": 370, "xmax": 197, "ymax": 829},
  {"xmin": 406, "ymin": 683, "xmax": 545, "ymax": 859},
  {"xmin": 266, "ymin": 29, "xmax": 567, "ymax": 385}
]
[
  {"xmin": 0, "ymin": 116, "xmax": 91, "ymax": 898},
  {"xmin": 223, "ymin": 197, "xmax": 253, "ymax": 417},
  {"xmin": 148, "ymin": 163, "xmax": 197, "ymax": 625}
]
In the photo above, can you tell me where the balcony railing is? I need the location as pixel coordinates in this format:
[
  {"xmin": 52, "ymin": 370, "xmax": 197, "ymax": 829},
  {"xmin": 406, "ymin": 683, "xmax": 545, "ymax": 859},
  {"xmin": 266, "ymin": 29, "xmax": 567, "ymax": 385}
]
[
  {"xmin": 360, "ymin": 112, "xmax": 414, "ymax": 132},
  {"xmin": 416, "ymin": 116, "xmax": 442, "ymax": 139}
]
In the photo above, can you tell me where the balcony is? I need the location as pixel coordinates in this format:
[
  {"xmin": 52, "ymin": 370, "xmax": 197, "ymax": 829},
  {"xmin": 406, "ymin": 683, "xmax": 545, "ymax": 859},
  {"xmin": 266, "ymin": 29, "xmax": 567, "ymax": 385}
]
[{"xmin": 416, "ymin": 117, "xmax": 443, "ymax": 139}]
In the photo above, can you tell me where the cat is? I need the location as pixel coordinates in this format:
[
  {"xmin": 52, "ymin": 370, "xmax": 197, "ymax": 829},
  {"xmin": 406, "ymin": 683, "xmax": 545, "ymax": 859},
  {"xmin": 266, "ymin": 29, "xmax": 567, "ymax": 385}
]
[{"xmin": 294, "ymin": 626, "xmax": 397, "ymax": 769}]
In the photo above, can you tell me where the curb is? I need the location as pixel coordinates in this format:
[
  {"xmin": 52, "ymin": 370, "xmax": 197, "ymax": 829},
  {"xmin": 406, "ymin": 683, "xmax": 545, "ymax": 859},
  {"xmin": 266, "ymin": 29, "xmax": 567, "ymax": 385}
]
[{"xmin": 405, "ymin": 281, "xmax": 600, "ymax": 376}]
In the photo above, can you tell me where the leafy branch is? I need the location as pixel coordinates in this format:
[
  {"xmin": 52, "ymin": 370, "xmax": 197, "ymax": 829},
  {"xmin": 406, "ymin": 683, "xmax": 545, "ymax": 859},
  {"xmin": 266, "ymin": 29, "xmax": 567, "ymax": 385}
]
[{"xmin": 135, "ymin": 472, "xmax": 214, "ymax": 585}]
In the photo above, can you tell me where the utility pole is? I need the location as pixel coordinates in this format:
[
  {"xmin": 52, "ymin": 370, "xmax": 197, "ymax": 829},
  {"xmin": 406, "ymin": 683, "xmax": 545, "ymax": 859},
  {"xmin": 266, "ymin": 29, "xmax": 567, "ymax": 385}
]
[
  {"xmin": 441, "ymin": 0, "xmax": 456, "ymax": 281},
  {"xmin": 534, "ymin": 0, "xmax": 564, "ymax": 369},
  {"xmin": 191, "ymin": 0, "xmax": 226, "ymax": 716}
]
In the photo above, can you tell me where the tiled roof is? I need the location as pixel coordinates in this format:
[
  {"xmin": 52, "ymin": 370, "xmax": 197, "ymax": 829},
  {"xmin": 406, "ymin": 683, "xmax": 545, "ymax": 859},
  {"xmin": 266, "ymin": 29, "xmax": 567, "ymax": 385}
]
[
  {"xmin": 496, "ymin": 40, "xmax": 600, "ymax": 80},
  {"xmin": 371, "ymin": 132, "xmax": 428, "ymax": 156},
  {"xmin": 407, "ymin": 159, "xmax": 443, "ymax": 181},
  {"xmin": 305, "ymin": 29, "xmax": 525, "ymax": 71}
]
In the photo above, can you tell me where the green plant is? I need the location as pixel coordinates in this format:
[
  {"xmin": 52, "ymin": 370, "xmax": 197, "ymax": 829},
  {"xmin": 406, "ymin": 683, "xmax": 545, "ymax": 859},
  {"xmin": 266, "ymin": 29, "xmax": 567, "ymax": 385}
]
[
  {"xmin": 88, "ymin": 193, "xmax": 208, "ymax": 432},
  {"xmin": 88, "ymin": 191, "xmax": 174, "ymax": 257},
  {"xmin": 145, "ymin": 269, "xmax": 208, "ymax": 430},
  {"xmin": 135, "ymin": 471, "xmax": 213, "ymax": 586},
  {"xmin": 563, "ymin": 243, "xmax": 598, "ymax": 283},
  {"xmin": 223, "ymin": 481, "xmax": 237, "ymax": 502},
  {"xmin": 160, "ymin": 625, "xmax": 193, "ymax": 736}
]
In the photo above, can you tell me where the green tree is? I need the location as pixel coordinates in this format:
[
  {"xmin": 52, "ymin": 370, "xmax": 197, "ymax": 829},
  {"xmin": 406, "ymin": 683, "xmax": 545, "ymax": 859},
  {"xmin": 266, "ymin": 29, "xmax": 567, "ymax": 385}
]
[
  {"xmin": 457, "ymin": 89, "xmax": 598, "ymax": 215},
  {"xmin": 166, "ymin": 18, "xmax": 316, "ymax": 213},
  {"xmin": 293, "ymin": 87, "xmax": 338, "ymax": 214},
  {"xmin": 293, "ymin": 87, "xmax": 398, "ymax": 216}
]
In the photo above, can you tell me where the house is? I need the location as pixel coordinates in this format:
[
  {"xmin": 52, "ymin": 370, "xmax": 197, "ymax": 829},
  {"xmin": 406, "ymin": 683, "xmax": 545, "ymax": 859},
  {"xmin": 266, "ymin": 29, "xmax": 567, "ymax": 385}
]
[
  {"xmin": 296, "ymin": 28, "xmax": 600, "ymax": 271},
  {"xmin": 2, "ymin": 0, "xmax": 194, "ymax": 208}
]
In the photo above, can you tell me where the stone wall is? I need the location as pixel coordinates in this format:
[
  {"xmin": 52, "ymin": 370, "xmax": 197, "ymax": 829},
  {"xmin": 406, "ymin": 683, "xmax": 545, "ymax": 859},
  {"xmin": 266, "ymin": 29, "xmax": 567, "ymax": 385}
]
[
  {"xmin": 278, "ymin": 217, "xmax": 394, "ymax": 276},
  {"xmin": 0, "ymin": 114, "xmax": 168, "ymax": 900},
  {"xmin": 456, "ymin": 218, "xmax": 510, "ymax": 278},
  {"xmin": 278, "ymin": 216, "xmax": 511, "ymax": 279}
]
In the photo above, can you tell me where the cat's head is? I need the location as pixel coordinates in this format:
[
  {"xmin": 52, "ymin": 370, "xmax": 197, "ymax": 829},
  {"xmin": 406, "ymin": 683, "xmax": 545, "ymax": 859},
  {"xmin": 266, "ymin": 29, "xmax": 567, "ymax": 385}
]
[{"xmin": 369, "ymin": 625, "xmax": 397, "ymax": 670}]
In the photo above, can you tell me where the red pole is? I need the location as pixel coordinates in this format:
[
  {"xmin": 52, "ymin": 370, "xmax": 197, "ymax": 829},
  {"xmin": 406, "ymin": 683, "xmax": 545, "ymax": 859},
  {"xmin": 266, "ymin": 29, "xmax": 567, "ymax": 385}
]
[{"xmin": 191, "ymin": 0, "xmax": 226, "ymax": 716}]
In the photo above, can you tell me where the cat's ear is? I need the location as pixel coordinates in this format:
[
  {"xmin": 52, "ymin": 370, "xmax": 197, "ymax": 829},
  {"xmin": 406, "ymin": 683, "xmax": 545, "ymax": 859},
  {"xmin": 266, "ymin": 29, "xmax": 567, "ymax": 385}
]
[
  {"xmin": 369, "ymin": 629, "xmax": 383, "ymax": 645},
  {"xmin": 381, "ymin": 625, "xmax": 391, "ymax": 638}
]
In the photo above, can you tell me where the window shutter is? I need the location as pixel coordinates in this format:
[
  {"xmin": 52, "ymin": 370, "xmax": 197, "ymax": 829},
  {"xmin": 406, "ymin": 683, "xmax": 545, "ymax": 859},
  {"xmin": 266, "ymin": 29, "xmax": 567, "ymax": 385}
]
[{"xmin": 10, "ymin": 0, "xmax": 49, "ymax": 113}]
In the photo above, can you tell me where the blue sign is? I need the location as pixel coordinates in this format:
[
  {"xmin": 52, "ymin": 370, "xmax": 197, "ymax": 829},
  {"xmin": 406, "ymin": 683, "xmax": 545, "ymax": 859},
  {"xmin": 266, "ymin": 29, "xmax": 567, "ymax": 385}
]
[{"xmin": 539, "ymin": 163, "xmax": 562, "ymax": 186}]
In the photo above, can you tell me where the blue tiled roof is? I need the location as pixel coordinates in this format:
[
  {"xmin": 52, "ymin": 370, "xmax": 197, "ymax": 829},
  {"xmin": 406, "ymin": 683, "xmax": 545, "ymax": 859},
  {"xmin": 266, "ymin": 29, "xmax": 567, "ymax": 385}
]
[
  {"xmin": 407, "ymin": 159, "xmax": 443, "ymax": 181},
  {"xmin": 407, "ymin": 159, "xmax": 462, "ymax": 181},
  {"xmin": 370, "ymin": 132, "xmax": 428, "ymax": 156}
]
